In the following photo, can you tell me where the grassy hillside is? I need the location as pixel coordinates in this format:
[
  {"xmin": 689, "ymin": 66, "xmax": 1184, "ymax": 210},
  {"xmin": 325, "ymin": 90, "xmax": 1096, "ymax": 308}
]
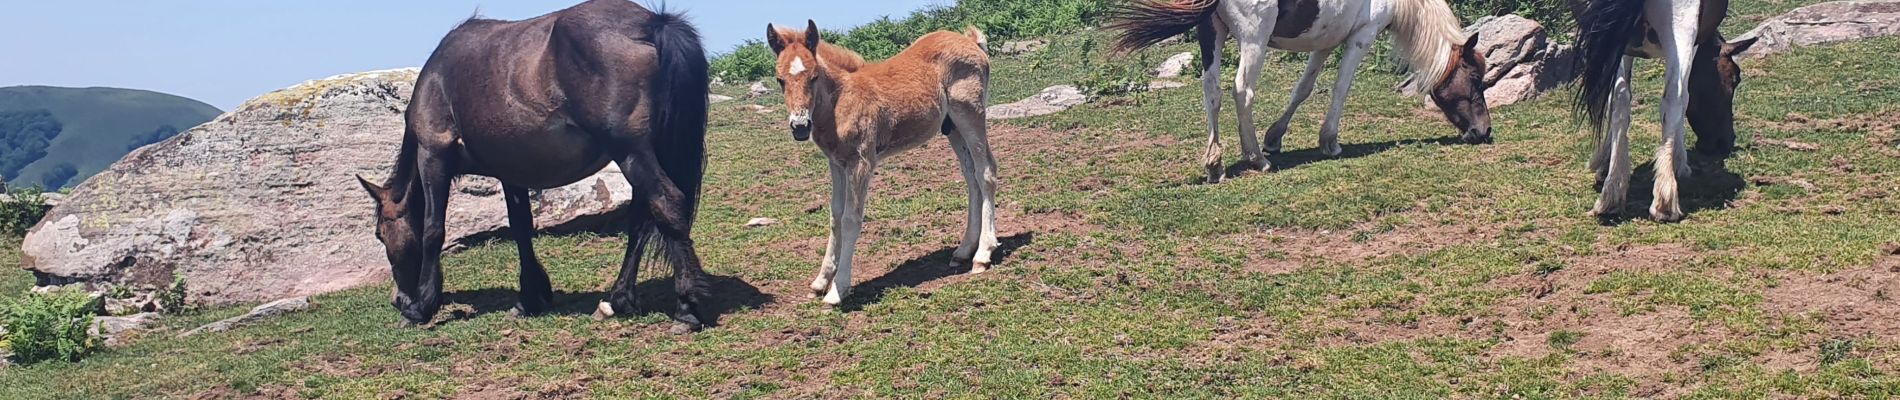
[
  {"xmin": 0, "ymin": 86, "xmax": 221, "ymax": 189},
  {"xmin": 4, "ymin": 0, "xmax": 1897, "ymax": 397}
]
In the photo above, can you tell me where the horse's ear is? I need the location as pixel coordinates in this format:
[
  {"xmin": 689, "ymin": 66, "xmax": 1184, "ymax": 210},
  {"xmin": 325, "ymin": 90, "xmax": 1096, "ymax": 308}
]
[
  {"xmin": 357, "ymin": 175, "xmax": 387, "ymax": 203},
  {"xmin": 1723, "ymin": 36, "xmax": 1759, "ymax": 57},
  {"xmin": 766, "ymin": 23, "xmax": 788, "ymax": 54},
  {"xmin": 1463, "ymin": 32, "xmax": 1482, "ymax": 50},
  {"xmin": 804, "ymin": 20, "xmax": 821, "ymax": 50}
]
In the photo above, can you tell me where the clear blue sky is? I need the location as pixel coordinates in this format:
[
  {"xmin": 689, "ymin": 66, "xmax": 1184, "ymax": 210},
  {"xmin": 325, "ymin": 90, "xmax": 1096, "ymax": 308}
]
[{"xmin": 0, "ymin": 0, "xmax": 940, "ymax": 110}]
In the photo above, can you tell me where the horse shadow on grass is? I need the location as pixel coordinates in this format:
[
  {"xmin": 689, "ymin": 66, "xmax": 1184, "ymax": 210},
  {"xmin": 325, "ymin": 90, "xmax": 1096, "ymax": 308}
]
[
  {"xmin": 838, "ymin": 232, "xmax": 1036, "ymax": 312},
  {"xmin": 1210, "ymin": 136, "xmax": 1469, "ymax": 182},
  {"xmin": 441, "ymin": 271, "xmax": 772, "ymax": 327},
  {"xmin": 1593, "ymin": 155, "xmax": 1746, "ymax": 225}
]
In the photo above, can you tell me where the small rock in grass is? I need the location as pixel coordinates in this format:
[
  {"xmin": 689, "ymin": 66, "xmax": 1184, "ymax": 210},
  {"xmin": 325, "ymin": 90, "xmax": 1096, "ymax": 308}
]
[
  {"xmin": 179, "ymin": 297, "xmax": 314, "ymax": 337},
  {"xmin": 744, "ymin": 217, "xmax": 780, "ymax": 228}
]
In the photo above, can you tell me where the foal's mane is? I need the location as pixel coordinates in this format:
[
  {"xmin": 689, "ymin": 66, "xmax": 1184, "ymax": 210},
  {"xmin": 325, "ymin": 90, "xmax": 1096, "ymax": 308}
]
[{"xmin": 1389, "ymin": 0, "xmax": 1465, "ymax": 94}]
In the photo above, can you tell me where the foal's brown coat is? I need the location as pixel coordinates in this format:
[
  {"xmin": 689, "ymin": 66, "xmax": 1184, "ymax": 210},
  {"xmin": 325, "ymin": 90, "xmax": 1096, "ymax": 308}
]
[{"xmin": 767, "ymin": 21, "xmax": 995, "ymax": 305}]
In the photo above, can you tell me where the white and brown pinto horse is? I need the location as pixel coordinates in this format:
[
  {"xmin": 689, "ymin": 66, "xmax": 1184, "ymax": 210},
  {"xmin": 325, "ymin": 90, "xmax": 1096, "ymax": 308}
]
[
  {"xmin": 1110, "ymin": 0, "xmax": 1493, "ymax": 183},
  {"xmin": 765, "ymin": 21, "xmax": 996, "ymax": 305},
  {"xmin": 1573, "ymin": 0, "xmax": 1757, "ymax": 221}
]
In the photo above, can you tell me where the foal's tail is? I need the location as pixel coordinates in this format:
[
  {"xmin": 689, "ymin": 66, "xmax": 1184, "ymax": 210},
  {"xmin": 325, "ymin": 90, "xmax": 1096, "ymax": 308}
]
[
  {"xmin": 645, "ymin": 8, "xmax": 709, "ymax": 222},
  {"xmin": 1106, "ymin": 0, "xmax": 1219, "ymax": 55},
  {"xmin": 1573, "ymin": 0, "xmax": 1645, "ymax": 137}
]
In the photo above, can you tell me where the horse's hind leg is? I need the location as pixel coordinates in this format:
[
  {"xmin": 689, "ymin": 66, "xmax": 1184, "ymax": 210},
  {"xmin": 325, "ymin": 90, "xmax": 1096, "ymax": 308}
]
[
  {"xmin": 1590, "ymin": 56, "xmax": 1637, "ymax": 217},
  {"xmin": 1197, "ymin": 18, "xmax": 1229, "ymax": 183},
  {"xmin": 601, "ymin": 146, "xmax": 712, "ymax": 328},
  {"xmin": 503, "ymin": 184, "xmax": 554, "ymax": 316},
  {"xmin": 945, "ymin": 107, "xmax": 999, "ymax": 272},
  {"xmin": 598, "ymin": 204, "xmax": 653, "ymax": 319}
]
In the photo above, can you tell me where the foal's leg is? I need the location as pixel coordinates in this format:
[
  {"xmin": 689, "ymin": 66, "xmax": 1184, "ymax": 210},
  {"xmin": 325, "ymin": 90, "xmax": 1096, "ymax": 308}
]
[
  {"xmin": 503, "ymin": 184, "xmax": 554, "ymax": 316},
  {"xmin": 1266, "ymin": 47, "xmax": 1335, "ymax": 154},
  {"xmin": 1318, "ymin": 31, "xmax": 1377, "ymax": 157},
  {"xmin": 810, "ymin": 163, "xmax": 845, "ymax": 297},
  {"xmin": 947, "ymin": 104, "xmax": 1000, "ymax": 272},
  {"xmin": 1590, "ymin": 56, "xmax": 1637, "ymax": 217},
  {"xmin": 1647, "ymin": 1, "xmax": 1700, "ymax": 221},
  {"xmin": 1197, "ymin": 18, "xmax": 1229, "ymax": 183},
  {"xmin": 824, "ymin": 155, "xmax": 875, "ymax": 306},
  {"xmin": 1231, "ymin": 25, "xmax": 1274, "ymax": 171},
  {"xmin": 945, "ymin": 129, "xmax": 983, "ymax": 264}
]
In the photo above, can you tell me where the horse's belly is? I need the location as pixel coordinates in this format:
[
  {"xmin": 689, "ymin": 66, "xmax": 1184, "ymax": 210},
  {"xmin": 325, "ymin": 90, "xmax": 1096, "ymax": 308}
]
[{"xmin": 462, "ymin": 121, "xmax": 612, "ymax": 189}]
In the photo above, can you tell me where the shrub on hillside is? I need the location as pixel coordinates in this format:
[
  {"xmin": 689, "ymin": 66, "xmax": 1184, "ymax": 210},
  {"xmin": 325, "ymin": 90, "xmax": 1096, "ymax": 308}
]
[
  {"xmin": 710, "ymin": 0, "xmax": 1111, "ymax": 83},
  {"xmin": 1, "ymin": 186, "xmax": 48, "ymax": 235},
  {"xmin": 0, "ymin": 109, "xmax": 63, "ymax": 180},
  {"xmin": 1, "ymin": 291, "xmax": 99, "ymax": 365},
  {"xmin": 1450, "ymin": 0, "xmax": 1575, "ymax": 35}
]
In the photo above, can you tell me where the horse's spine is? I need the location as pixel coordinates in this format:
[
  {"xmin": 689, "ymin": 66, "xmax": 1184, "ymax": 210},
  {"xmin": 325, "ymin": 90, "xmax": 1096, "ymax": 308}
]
[{"xmin": 1574, "ymin": 0, "xmax": 1646, "ymax": 137}]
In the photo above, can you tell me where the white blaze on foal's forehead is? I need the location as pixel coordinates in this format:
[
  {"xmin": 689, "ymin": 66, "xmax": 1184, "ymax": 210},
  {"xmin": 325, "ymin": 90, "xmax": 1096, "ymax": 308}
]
[{"xmin": 789, "ymin": 56, "xmax": 807, "ymax": 76}]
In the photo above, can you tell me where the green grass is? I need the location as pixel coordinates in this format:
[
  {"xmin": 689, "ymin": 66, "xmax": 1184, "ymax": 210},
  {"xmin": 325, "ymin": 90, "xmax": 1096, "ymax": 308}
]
[{"xmin": 5, "ymin": 5, "xmax": 1900, "ymax": 398}]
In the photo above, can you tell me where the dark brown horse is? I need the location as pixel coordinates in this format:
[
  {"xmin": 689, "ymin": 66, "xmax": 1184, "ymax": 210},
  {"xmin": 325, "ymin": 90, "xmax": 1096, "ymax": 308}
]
[{"xmin": 356, "ymin": 0, "xmax": 713, "ymax": 328}]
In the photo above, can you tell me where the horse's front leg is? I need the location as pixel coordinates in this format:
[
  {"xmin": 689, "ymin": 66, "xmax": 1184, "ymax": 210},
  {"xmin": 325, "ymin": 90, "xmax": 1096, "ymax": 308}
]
[
  {"xmin": 1319, "ymin": 31, "xmax": 1376, "ymax": 157},
  {"xmin": 1266, "ymin": 47, "xmax": 1335, "ymax": 154},
  {"xmin": 1647, "ymin": 0, "xmax": 1701, "ymax": 221},
  {"xmin": 1231, "ymin": 19, "xmax": 1275, "ymax": 171},
  {"xmin": 823, "ymin": 155, "xmax": 874, "ymax": 306},
  {"xmin": 397, "ymin": 147, "xmax": 457, "ymax": 326},
  {"xmin": 811, "ymin": 162, "xmax": 846, "ymax": 298},
  {"xmin": 502, "ymin": 184, "xmax": 554, "ymax": 316}
]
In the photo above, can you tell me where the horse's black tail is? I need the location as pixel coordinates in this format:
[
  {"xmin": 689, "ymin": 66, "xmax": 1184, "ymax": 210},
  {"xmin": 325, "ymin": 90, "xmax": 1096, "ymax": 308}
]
[
  {"xmin": 1105, "ymin": 0, "xmax": 1219, "ymax": 55},
  {"xmin": 1573, "ymin": 0, "xmax": 1645, "ymax": 137},
  {"xmin": 646, "ymin": 7, "xmax": 708, "ymax": 221},
  {"xmin": 644, "ymin": 6, "xmax": 711, "ymax": 319}
]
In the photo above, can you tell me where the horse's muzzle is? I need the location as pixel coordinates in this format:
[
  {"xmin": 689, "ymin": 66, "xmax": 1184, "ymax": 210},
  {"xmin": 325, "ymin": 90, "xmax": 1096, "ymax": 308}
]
[
  {"xmin": 1463, "ymin": 127, "xmax": 1493, "ymax": 145},
  {"xmin": 791, "ymin": 124, "xmax": 812, "ymax": 141}
]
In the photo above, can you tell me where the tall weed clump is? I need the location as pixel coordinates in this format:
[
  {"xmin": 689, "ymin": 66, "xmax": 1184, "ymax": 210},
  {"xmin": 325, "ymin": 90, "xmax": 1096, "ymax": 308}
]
[{"xmin": 1, "ymin": 291, "xmax": 99, "ymax": 365}]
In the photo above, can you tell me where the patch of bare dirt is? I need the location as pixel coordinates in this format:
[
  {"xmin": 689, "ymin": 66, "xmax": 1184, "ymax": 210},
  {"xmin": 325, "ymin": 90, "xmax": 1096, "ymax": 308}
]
[{"xmin": 1762, "ymin": 261, "xmax": 1900, "ymax": 340}]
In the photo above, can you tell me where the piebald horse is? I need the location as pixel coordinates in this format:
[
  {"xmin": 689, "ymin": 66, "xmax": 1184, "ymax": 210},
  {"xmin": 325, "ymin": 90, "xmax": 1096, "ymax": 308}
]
[
  {"xmin": 357, "ymin": 0, "xmax": 716, "ymax": 329},
  {"xmin": 1573, "ymin": 0, "xmax": 1757, "ymax": 221},
  {"xmin": 1110, "ymin": 0, "xmax": 1494, "ymax": 183},
  {"xmin": 765, "ymin": 21, "xmax": 996, "ymax": 305}
]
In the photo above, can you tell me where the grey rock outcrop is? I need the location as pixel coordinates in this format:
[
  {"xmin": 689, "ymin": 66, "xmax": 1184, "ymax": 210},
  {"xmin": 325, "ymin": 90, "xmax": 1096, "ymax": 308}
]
[
  {"xmin": 22, "ymin": 69, "xmax": 635, "ymax": 305},
  {"xmin": 996, "ymin": 39, "xmax": 1049, "ymax": 55},
  {"xmin": 1459, "ymin": 15, "xmax": 1578, "ymax": 107},
  {"xmin": 987, "ymin": 85, "xmax": 1087, "ymax": 120},
  {"xmin": 1737, "ymin": 0, "xmax": 1900, "ymax": 58}
]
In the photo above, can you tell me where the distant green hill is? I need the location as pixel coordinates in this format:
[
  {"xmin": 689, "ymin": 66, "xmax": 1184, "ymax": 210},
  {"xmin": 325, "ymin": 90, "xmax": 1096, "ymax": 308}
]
[{"xmin": 0, "ymin": 86, "xmax": 221, "ymax": 189}]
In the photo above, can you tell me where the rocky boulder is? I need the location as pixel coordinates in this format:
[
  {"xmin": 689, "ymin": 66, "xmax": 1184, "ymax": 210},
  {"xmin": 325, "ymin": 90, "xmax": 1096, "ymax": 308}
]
[
  {"xmin": 1152, "ymin": 52, "xmax": 1195, "ymax": 78},
  {"xmin": 995, "ymin": 39, "xmax": 1049, "ymax": 55},
  {"xmin": 1737, "ymin": 0, "xmax": 1900, "ymax": 58},
  {"xmin": 987, "ymin": 85, "xmax": 1088, "ymax": 120},
  {"xmin": 21, "ymin": 69, "xmax": 635, "ymax": 305},
  {"xmin": 1458, "ymin": 15, "xmax": 1578, "ymax": 107}
]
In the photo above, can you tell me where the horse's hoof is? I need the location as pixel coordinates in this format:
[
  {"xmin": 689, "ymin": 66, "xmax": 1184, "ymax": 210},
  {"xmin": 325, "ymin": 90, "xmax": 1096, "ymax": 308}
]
[
  {"xmin": 1650, "ymin": 207, "xmax": 1684, "ymax": 222},
  {"xmin": 397, "ymin": 319, "xmax": 418, "ymax": 328},
  {"xmin": 969, "ymin": 262, "xmax": 990, "ymax": 274},
  {"xmin": 591, "ymin": 301, "xmax": 616, "ymax": 321},
  {"xmin": 809, "ymin": 277, "xmax": 831, "ymax": 299},
  {"xmin": 669, "ymin": 322, "xmax": 700, "ymax": 335},
  {"xmin": 822, "ymin": 289, "xmax": 847, "ymax": 306}
]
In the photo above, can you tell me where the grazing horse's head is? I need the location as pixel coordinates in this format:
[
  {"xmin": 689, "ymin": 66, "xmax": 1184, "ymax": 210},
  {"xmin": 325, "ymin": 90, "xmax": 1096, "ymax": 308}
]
[
  {"xmin": 766, "ymin": 20, "xmax": 827, "ymax": 141},
  {"xmin": 1429, "ymin": 33, "xmax": 1494, "ymax": 145},
  {"xmin": 356, "ymin": 175, "xmax": 427, "ymax": 318},
  {"xmin": 1686, "ymin": 37, "xmax": 1759, "ymax": 155}
]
